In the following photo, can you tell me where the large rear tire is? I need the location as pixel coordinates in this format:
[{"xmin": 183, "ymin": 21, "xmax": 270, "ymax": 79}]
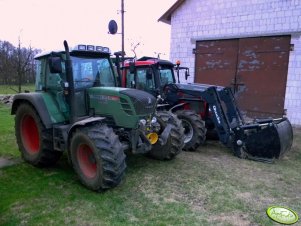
[
  {"xmin": 147, "ymin": 111, "xmax": 184, "ymax": 160},
  {"xmin": 175, "ymin": 110, "xmax": 206, "ymax": 152},
  {"xmin": 70, "ymin": 123, "xmax": 126, "ymax": 191},
  {"xmin": 15, "ymin": 103, "xmax": 62, "ymax": 166}
]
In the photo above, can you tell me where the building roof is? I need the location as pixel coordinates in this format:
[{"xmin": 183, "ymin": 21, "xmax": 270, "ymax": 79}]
[{"xmin": 158, "ymin": 0, "xmax": 185, "ymax": 24}]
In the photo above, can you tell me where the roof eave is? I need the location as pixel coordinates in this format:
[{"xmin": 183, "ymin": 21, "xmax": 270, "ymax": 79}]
[{"xmin": 158, "ymin": 0, "xmax": 186, "ymax": 25}]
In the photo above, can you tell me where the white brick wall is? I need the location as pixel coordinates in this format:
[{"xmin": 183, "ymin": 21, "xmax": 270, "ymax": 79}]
[
  {"xmin": 169, "ymin": 0, "xmax": 301, "ymax": 124},
  {"xmin": 285, "ymin": 34, "xmax": 301, "ymax": 124}
]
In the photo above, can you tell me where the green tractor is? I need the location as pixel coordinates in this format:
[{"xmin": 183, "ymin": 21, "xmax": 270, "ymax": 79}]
[{"xmin": 11, "ymin": 41, "xmax": 184, "ymax": 191}]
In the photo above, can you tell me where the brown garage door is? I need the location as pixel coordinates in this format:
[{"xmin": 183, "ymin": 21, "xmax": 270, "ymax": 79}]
[{"xmin": 195, "ymin": 36, "xmax": 291, "ymax": 118}]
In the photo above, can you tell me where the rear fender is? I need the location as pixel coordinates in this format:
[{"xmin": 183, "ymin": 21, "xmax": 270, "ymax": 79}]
[{"xmin": 11, "ymin": 93, "xmax": 53, "ymax": 129}]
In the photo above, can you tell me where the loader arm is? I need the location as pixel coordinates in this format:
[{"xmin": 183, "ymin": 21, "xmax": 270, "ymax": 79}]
[{"xmin": 164, "ymin": 83, "xmax": 293, "ymax": 161}]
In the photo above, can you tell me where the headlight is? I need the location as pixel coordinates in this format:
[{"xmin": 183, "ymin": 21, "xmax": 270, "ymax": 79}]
[
  {"xmin": 96, "ymin": 46, "xmax": 103, "ymax": 52},
  {"xmin": 72, "ymin": 44, "xmax": 111, "ymax": 53},
  {"xmin": 139, "ymin": 119, "xmax": 147, "ymax": 126},
  {"xmin": 77, "ymin": 45, "xmax": 86, "ymax": 51},
  {"xmin": 87, "ymin": 45, "xmax": 94, "ymax": 51},
  {"xmin": 103, "ymin": 47, "xmax": 110, "ymax": 53},
  {"xmin": 151, "ymin": 117, "xmax": 157, "ymax": 124}
]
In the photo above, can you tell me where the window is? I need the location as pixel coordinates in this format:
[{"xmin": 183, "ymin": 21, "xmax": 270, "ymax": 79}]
[
  {"xmin": 126, "ymin": 68, "xmax": 155, "ymax": 92},
  {"xmin": 72, "ymin": 57, "xmax": 115, "ymax": 88},
  {"xmin": 159, "ymin": 68, "xmax": 174, "ymax": 87},
  {"xmin": 35, "ymin": 60, "xmax": 43, "ymax": 91},
  {"xmin": 46, "ymin": 58, "xmax": 65, "ymax": 91},
  {"xmin": 126, "ymin": 71, "xmax": 135, "ymax": 88}
]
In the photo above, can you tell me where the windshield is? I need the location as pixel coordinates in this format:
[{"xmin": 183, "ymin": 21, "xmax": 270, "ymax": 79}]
[
  {"xmin": 159, "ymin": 68, "xmax": 175, "ymax": 86},
  {"xmin": 71, "ymin": 56, "xmax": 116, "ymax": 88},
  {"xmin": 126, "ymin": 68, "xmax": 155, "ymax": 91}
]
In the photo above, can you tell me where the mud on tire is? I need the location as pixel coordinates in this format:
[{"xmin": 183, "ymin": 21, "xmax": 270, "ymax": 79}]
[
  {"xmin": 70, "ymin": 123, "xmax": 126, "ymax": 191},
  {"xmin": 15, "ymin": 103, "xmax": 62, "ymax": 167},
  {"xmin": 175, "ymin": 110, "xmax": 206, "ymax": 152},
  {"xmin": 147, "ymin": 111, "xmax": 184, "ymax": 160}
]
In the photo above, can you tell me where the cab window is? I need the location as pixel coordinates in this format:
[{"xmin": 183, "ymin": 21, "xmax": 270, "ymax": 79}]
[
  {"xmin": 72, "ymin": 57, "xmax": 115, "ymax": 89},
  {"xmin": 159, "ymin": 68, "xmax": 174, "ymax": 87},
  {"xmin": 35, "ymin": 59, "xmax": 44, "ymax": 91},
  {"xmin": 126, "ymin": 68, "xmax": 155, "ymax": 92},
  {"xmin": 46, "ymin": 58, "xmax": 65, "ymax": 91}
]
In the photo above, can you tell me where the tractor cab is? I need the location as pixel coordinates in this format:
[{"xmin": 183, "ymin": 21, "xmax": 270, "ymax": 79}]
[
  {"xmin": 34, "ymin": 45, "xmax": 118, "ymax": 120},
  {"xmin": 122, "ymin": 58, "xmax": 176, "ymax": 96},
  {"xmin": 35, "ymin": 45, "xmax": 115, "ymax": 90}
]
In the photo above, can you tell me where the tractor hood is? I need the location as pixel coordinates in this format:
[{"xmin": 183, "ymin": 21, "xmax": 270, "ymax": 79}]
[
  {"xmin": 88, "ymin": 87, "xmax": 156, "ymax": 129},
  {"xmin": 119, "ymin": 89, "xmax": 156, "ymax": 115},
  {"xmin": 175, "ymin": 83, "xmax": 225, "ymax": 92},
  {"xmin": 164, "ymin": 83, "xmax": 226, "ymax": 107},
  {"xmin": 164, "ymin": 83, "xmax": 225, "ymax": 99}
]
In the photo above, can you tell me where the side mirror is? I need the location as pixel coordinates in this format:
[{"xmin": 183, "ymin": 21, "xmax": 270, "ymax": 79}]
[
  {"xmin": 49, "ymin": 57, "xmax": 62, "ymax": 74},
  {"xmin": 129, "ymin": 62, "xmax": 136, "ymax": 74},
  {"xmin": 146, "ymin": 68, "xmax": 153, "ymax": 80},
  {"xmin": 185, "ymin": 70, "xmax": 190, "ymax": 80}
]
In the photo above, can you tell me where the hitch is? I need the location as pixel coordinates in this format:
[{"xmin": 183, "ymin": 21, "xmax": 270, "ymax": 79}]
[{"xmin": 131, "ymin": 129, "xmax": 152, "ymax": 154}]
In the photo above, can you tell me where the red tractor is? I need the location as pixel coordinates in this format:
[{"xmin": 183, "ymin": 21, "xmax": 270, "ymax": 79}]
[
  {"xmin": 121, "ymin": 57, "xmax": 207, "ymax": 152},
  {"xmin": 117, "ymin": 56, "xmax": 293, "ymax": 162}
]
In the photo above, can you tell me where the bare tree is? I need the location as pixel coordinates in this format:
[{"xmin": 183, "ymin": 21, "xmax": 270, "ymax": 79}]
[
  {"xmin": 0, "ymin": 38, "xmax": 40, "ymax": 92},
  {"xmin": 130, "ymin": 41, "xmax": 140, "ymax": 60},
  {"xmin": 0, "ymin": 41, "xmax": 15, "ymax": 85},
  {"xmin": 14, "ymin": 37, "xmax": 34, "ymax": 92}
]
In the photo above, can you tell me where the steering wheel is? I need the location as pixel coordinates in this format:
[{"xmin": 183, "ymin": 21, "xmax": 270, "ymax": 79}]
[
  {"xmin": 81, "ymin": 77, "xmax": 92, "ymax": 82},
  {"xmin": 74, "ymin": 77, "xmax": 93, "ymax": 89}
]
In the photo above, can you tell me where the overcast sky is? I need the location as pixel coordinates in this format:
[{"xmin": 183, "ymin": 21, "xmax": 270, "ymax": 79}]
[{"xmin": 0, "ymin": 0, "xmax": 175, "ymax": 59}]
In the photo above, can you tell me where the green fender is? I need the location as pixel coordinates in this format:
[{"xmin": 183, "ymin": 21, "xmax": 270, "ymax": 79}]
[{"xmin": 11, "ymin": 92, "xmax": 68, "ymax": 129}]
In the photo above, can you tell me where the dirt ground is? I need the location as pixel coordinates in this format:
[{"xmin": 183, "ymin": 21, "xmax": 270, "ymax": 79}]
[{"xmin": 0, "ymin": 157, "xmax": 20, "ymax": 168}]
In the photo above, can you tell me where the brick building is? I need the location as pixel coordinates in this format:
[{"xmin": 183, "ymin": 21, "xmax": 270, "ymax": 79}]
[{"xmin": 159, "ymin": 0, "xmax": 301, "ymax": 124}]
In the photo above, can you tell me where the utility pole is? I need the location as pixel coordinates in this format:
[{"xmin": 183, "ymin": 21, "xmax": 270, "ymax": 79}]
[{"xmin": 121, "ymin": 0, "xmax": 125, "ymax": 67}]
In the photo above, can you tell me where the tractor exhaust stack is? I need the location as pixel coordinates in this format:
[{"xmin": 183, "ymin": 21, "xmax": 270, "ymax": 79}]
[{"xmin": 63, "ymin": 40, "xmax": 76, "ymax": 124}]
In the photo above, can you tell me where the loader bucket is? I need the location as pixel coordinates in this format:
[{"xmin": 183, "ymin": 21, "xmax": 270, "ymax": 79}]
[{"xmin": 243, "ymin": 118, "xmax": 293, "ymax": 160}]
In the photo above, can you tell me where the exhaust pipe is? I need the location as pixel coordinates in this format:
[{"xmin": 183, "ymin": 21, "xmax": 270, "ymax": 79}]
[{"xmin": 63, "ymin": 40, "xmax": 76, "ymax": 124}]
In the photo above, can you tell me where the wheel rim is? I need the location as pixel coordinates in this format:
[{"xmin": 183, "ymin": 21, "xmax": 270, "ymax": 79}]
[
  {"xmin": 21, "ymin": 115, "xmax": 40, "ymax": 154},
  {"xmin": 77, "ymin": 144, "xmax": 97, "ymax": 178},
  {"xmin": 182, "ymin": 119, "xmax": 193, "ymax": 144}
]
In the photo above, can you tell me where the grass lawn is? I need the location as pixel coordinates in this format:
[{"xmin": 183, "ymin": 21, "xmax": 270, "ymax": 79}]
[
  {"xmin": 0, "ymin": 84, "xmax": 35, "ymax": 94},
  {"xmin": 0, "ymin": 103, "xmax": 300, "ymax": 225}
]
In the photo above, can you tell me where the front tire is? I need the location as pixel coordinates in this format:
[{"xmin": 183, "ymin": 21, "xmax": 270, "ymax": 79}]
[
  {"xmin": 70, "ymin": 123, "xmax": 126, "ymax": 191},
  {"xmin": 147, "ymin": 111, "xmax": 184, "ymax": 160},
  {"xmin": 175, "ymin": 110, "xmax": 206, "ymax": 152},
  {"xmin": 15, "ymin": 103, "xmax": 62, "ymax": 166}
]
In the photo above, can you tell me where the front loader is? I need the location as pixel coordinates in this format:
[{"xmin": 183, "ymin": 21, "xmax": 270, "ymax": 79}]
[
  {"xmin": 166, "ymin": 84, "xmax": 293, "ymax": 161},
  {"xmin": 120, "ymin": 57, "xmax": 293, "ymax": 162},
  {"xmin": 11, "ymin": 41, "xmax": 184, "ymax": 191}
]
